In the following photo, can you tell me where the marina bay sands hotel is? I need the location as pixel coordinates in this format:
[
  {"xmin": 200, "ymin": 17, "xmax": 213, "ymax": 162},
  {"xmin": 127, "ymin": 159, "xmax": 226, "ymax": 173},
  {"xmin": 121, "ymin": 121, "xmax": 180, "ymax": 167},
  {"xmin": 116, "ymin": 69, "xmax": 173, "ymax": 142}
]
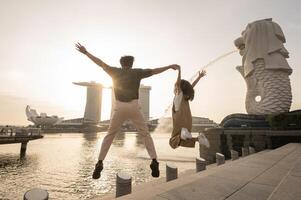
[{"xmin": 70, "ymin": 82, "xmax": 151, "ymax": 124}]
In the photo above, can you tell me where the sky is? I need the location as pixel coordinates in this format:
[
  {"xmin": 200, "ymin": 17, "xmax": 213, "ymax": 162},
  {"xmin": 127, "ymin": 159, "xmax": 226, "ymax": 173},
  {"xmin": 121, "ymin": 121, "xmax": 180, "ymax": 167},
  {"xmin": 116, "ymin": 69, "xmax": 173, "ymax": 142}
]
[{"xmin": 0, "ymin": 0, "xmax": 300, "ymax": 125}]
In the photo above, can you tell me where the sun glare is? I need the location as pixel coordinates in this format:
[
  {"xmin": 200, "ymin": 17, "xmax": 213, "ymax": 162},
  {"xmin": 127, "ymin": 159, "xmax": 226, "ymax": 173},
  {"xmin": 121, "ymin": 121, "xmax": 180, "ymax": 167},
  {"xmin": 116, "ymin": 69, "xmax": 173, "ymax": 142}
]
[{"xmin": 100, "ymin": 76, "xmax": 113, "ymax": 88}]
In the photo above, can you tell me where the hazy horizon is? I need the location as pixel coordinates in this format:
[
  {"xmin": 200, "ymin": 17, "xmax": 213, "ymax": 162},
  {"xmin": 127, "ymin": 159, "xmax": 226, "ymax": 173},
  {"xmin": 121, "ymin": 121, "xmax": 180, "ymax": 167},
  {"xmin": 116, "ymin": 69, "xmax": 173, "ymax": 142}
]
[{"xmin": 0, "ymin": 0, "xmax": 300, "ymax": 125}]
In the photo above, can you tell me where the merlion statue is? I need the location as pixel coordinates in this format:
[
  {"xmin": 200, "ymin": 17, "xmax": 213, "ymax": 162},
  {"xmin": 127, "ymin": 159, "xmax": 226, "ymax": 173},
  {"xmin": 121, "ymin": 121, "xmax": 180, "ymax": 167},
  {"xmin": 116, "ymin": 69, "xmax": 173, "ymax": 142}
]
[{"xmin": 234, "ymin": 18, "xmax": 292, "ymax": 115}]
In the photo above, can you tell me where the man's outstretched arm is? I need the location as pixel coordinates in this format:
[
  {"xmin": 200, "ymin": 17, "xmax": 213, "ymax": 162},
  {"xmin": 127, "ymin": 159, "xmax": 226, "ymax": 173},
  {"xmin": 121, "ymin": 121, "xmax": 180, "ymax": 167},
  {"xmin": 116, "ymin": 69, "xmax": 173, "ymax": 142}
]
[
  {"xmin": 75, "ymin": 43, "xmax": 111, "ymax": 70},
  {"xmin": 151, "ymin": 64, "xmax": 180, "ymax": 75},
  {"xmin": 191, "ymin": 70, "xmax": 206, "ymax": 88}
]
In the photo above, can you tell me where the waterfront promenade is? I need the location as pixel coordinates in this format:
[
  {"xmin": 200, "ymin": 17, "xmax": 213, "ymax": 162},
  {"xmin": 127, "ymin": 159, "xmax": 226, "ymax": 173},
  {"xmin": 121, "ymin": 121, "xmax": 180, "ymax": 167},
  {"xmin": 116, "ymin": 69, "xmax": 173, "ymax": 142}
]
[{"xmin": 97, "ymin": 143, "xmax": 301, "ymax": 200}]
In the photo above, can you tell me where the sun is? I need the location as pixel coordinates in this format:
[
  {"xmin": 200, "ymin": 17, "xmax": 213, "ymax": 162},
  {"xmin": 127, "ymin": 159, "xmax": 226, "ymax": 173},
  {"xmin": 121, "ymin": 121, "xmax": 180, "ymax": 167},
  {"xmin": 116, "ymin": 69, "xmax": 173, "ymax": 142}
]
[
  {"xmin": 77, "ymin": 68, "xmax": 113, "ymax": 87},
  {"xmin": 99, "ymin": 75, "xmax": 113, "ymax": 88}
]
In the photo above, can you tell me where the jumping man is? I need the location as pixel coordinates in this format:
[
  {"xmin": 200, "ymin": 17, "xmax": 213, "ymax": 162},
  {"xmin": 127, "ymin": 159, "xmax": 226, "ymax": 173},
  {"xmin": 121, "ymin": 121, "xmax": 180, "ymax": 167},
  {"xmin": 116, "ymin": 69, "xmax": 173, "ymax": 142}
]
[{"xmin": 76, "ymin": 43, "xmax": 179, "ymax": 179}]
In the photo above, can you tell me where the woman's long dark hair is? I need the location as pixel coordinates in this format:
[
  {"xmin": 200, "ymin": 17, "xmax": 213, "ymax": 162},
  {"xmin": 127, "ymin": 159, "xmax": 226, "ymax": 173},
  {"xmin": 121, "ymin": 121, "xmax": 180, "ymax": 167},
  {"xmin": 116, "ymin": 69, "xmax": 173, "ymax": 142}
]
[{"xmin": 180, "ymin": 79, "xmax": 194, "ymax": 101}]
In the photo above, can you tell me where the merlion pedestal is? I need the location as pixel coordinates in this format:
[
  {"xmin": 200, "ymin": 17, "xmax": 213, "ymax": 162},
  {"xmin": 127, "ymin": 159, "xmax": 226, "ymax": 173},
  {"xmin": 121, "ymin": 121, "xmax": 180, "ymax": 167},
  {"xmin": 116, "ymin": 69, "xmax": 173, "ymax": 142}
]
[{"xmin": 234, "ymin": 18, "xmax": 292, "ymax": 115}]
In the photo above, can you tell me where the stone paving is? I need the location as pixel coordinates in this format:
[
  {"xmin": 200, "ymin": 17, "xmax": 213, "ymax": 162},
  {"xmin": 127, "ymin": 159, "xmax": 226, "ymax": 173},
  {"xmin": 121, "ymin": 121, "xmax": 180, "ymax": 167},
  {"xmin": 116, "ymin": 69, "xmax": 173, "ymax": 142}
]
[{"xmin": 102, "ymin": 143, "xmax": 301, "ymax": 200}]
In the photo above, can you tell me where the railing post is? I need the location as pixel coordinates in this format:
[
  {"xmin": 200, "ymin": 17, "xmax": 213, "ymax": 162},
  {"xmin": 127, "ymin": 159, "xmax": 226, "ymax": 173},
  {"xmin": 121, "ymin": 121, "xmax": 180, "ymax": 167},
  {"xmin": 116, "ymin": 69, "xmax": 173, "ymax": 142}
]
[
  {"xmin": 196, "ymin": 157, "xmax": 206, "ymax": 172},
  {"xmin": 249, "ymin": 146, "xmax": 255, "ymax": 154},
  {"xmin": 242, "ymin": 147, "xmax": 249, "ymax": 157},
  {"xmin": 216, "ymin": 153, "xmax": 225, "ymax": 166},
  {"xmin": 166, "ymin": 163, "xmax": 178, "ymax": 182},
  {"xmin": 116, "ymin": 172, "xmax": 132, "ymax": 198},
  {"xmin": 230, "ymin": 150, "xmax": 239, "ymax": 160},
  {"xmin": 23, "ymin": 188, "xmax": 48, "ymax": 200}
]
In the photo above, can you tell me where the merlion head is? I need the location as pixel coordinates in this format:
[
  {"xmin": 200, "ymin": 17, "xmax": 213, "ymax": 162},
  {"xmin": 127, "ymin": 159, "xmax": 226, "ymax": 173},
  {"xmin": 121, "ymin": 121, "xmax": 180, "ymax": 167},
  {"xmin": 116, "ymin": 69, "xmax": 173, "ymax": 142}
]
[
  {"xmin": 234, "ymin": 18, "xmax": 291, "ymax": 77},
  {"xmin": 234, "ymin": 37, "xmax": 245, "ymax": 56}
]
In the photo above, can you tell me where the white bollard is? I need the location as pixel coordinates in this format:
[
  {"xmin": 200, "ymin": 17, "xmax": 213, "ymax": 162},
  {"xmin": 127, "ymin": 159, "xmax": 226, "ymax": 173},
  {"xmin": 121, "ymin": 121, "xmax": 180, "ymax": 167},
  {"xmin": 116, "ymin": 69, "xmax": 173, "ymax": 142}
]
[
  {"xmin": 242, "ymin": 147, "xmax": 249, "ymax": 157},
  {"xmin": 166, "ymin": 163, "xmax": 178, "ymax": 182},
  {"xmin": 196, "ymin": 157, "xmax": 206, "ymax": 172},
  {"xmin": 116, "ymin": 172, "xmax": 132, "ymax": 198},
  {"xmin": 230, "ymin": 150, "xmax": 239, "ymax": 161},
  {"xmin": 216, "ymin": 153, "xmax": 225, "ymax": 166},
  {"xmin": 249, "ymin": 146, "xmax": 255, "ymax": 154},
  {"xmin": 23, "ymin": 188, "xmax": 48, "ymax": 200}
]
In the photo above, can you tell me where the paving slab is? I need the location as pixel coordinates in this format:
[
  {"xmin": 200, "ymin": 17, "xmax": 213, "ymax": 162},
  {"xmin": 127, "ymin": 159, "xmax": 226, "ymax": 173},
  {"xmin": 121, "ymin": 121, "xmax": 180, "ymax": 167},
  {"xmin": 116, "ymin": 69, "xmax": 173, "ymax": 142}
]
[
  {"xmin": 290, "ymin": 158, "xmax": 301, "ymax": 177},
  {"xmin": 226, "ymin": 183, "xmax": 274, "ymax": 200},
  {"xmin": 251, "ymin": 165, "xmax": 290, "ymax": 187},
  {"xmin": 252, "ymin": 151, "xmax": 301, "ymax": 186},
  {"xmin": 268, "ymin": 175, "xmax": 301, "ymax": 200},
  {"xmin": 158, "ymin": 175, "xmax": 246, "ymax": 200},
  {"xmin": 210, "ymin": 163, "xmax": 266, "ymax": 182},
  {"xmin": 267, "ymin": 157, "xmax": 301, "ymax": 200}
]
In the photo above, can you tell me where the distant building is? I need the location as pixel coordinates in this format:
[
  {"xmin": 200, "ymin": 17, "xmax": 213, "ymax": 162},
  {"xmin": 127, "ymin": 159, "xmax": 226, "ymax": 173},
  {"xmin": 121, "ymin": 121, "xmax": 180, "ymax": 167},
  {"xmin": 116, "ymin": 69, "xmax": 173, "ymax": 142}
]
[
  {"xmin": 25, "ymin": 105, "xmax": 63, "ymax": 127},
  {"xmin": 59, "ymin": 117, "xmax": 84, "ymax": 126},
  {"xmin": 192, "ymin": 117, "xmax": 219, "ymax": 129},
  {"xmin": 138, "ymin": 85, "xmax": 151, "ymax": 121},
  {"xmin": 73, "ymin": 82, "xmax": 103, "ymax": 124}
]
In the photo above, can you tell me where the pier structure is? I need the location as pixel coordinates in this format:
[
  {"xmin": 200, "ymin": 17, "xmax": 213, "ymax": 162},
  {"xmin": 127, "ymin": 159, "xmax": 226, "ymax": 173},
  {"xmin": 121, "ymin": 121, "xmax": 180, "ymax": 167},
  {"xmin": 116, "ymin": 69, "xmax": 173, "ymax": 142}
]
[{"xmin": 0, "ymin": 127, "xmax": 43, "ymax": 157}]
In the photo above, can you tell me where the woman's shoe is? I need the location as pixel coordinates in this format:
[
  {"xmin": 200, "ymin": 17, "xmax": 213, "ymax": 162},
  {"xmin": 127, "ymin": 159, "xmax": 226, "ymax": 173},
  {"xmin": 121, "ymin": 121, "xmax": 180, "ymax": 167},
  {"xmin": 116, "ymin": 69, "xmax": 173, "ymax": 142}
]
[
  {"xmin": 180, "ymin": 128, "xmax": 193, "ymax": 140},
  {"xmin": 198, "ymin": 132, "xmax": 210, "ymax": 148}
]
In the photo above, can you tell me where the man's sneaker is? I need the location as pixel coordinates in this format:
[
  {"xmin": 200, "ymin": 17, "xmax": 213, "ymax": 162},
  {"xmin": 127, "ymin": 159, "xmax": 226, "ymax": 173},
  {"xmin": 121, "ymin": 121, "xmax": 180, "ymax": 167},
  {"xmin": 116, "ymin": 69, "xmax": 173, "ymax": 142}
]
[
  {"xmin": 180, "ymin": 128, "xmax": 192, "ymax": 140},
  {"xmin": 150, "ymin": 160, "xmax": 160, "ymax": 178},
  {"xmin": 92, "ymin": 161, "xmax": 103, "ymax": 179},
  {"xmin": 198, "ymin": 132, "xmax": 210, "ymax": 148}
]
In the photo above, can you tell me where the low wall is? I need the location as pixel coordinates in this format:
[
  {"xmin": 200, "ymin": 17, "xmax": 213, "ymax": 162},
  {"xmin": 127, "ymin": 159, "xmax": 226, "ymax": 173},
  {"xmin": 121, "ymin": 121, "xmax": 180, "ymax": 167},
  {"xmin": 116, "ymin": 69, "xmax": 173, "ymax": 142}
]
[{"xmin": 200, "ymin": 128, "xmax": 301, "ymax": 163}]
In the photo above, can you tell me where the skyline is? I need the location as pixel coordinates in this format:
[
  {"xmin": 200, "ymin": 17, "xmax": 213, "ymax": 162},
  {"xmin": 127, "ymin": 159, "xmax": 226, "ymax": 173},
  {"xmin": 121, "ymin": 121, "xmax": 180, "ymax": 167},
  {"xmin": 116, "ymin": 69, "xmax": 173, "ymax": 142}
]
[{"xmin": 0, "ymin": 0, "xmax": 300, "ymax": 125}]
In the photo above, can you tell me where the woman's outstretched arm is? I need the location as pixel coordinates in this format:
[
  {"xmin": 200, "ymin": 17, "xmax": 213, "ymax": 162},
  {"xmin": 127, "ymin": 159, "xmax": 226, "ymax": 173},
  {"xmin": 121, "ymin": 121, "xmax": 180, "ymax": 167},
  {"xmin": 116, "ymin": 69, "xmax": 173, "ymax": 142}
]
[
  {"xmin": 151, "ymin": 64, "xmax": 179, "ymax": 75},
  {"xmin": 174, "ymin": 66, "xmax": 181, "ymax": 93},
  {"xmin": 191, "ymin": 70, "xmax": 206, "ymax": 88}
]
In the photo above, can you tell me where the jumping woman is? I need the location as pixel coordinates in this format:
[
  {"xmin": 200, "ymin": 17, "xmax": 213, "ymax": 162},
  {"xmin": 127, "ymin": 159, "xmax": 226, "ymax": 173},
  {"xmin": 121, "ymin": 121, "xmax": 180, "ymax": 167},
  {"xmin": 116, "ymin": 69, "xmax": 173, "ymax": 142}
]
[{"xmin": 169, "ymin": 66, "xmax": 210, "ymax": 149}]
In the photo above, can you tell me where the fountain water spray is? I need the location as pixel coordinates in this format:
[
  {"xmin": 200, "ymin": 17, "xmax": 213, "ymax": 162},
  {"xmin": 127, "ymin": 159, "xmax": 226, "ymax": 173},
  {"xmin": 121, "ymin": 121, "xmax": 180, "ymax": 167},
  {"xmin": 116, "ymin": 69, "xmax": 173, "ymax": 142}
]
[{"xmin": 188, "ymin": 49, "xmax": 238, "ymax": 82}]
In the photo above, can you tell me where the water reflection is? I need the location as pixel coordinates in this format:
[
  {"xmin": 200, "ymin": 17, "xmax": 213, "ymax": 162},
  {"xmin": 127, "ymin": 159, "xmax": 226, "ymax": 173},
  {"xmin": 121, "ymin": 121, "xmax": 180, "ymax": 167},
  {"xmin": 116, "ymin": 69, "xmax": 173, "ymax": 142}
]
[
  {"xmin": 74, "ymin": 132, "xmax": 109, "ymax": 199},
  {"xmin": 0, "ymin": 154, "xmax": 40, "ymax": 200},
  {"xmin": 138, "ymin": 134, "xmax": 152, "ymax": 149},
  {"xmin": 112, "ymin": 132, "xmax": 126, "ymax": 147},
  {"xmin": 82, "ymin": 132, "xmax": 98, "ymax": 141}
]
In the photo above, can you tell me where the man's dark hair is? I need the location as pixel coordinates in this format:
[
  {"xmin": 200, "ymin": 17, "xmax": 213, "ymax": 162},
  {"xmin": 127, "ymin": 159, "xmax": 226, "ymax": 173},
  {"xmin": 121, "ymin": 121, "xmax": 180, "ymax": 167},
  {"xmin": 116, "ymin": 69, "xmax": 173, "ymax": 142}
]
[
  {"xmin": 180, "ymin": 79, "xmax": 194, "ymax": 101},
  {"xmin": 120, "ymin": 56, "xmax": 134, "ymax": 68}
]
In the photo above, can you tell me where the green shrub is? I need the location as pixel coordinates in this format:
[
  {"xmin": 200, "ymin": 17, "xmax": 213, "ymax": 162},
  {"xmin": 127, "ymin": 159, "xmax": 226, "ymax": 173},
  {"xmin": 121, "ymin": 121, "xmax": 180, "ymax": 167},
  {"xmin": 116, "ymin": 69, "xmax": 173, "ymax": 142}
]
[{"xmin": 267, "ymin": 110, "xmax": 301, "ymax": 129}]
